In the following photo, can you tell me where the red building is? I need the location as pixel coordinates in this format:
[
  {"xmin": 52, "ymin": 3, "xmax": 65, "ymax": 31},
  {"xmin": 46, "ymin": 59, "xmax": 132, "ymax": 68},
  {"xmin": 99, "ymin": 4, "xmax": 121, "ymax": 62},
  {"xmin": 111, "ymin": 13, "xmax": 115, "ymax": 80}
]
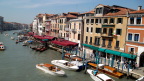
[{"xmin": 125, "ymin": 6, "xmax": 144, "ymax": 67}]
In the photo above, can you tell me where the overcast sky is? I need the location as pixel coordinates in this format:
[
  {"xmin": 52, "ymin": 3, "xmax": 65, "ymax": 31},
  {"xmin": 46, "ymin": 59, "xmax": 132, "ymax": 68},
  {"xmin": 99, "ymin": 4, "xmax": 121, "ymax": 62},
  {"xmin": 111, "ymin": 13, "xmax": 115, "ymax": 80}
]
[{"xmin": 0, "ymin": 0, "xmax": 143, "ymax": 24}]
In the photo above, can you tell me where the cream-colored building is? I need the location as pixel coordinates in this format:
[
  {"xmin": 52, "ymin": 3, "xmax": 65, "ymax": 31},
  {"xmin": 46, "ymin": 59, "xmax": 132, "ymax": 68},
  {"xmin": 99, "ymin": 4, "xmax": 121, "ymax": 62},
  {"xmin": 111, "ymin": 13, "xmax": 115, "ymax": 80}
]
[{"xmin": 83, "ymin": 4, "xmax": 135, "ymax": 63}]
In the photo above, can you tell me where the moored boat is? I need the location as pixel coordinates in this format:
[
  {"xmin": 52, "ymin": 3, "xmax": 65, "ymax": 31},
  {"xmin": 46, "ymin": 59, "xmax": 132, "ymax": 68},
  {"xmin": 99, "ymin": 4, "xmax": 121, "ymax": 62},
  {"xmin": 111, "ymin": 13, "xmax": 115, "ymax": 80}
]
[
  {"xmin": 0, "ymin": 42, "xmax": 5, "ymax": 51},
  {"xmin": 36, "ymin": 63, "xmax": 65, "ymax": 76},
  {"xmin": 51, "ymin": 60, "xmax": 83, "ymax": 71},
  {"xmin": 87, "ymin": 69, "xmax": 115, "ymax": 81},
  {"xmin": 88, "ymin": 62, "xmax": 124, "ymax": 78}
]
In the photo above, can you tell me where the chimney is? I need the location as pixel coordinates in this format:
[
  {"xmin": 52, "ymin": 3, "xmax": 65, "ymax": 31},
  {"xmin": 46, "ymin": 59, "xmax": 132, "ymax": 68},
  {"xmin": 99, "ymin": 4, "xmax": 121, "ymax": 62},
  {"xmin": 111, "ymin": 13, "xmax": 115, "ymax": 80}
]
[{"xmin": 138, "ymin": 6, "xmax": 142, "ymax": 10}]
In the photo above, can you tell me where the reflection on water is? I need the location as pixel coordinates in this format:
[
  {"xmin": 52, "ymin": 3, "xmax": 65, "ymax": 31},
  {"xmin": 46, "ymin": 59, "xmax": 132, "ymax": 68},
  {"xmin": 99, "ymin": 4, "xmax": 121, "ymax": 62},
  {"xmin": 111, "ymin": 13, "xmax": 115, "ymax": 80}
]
[{"xmin": 0, "ymin": 30, "xmax": 136, "ymax": 81}]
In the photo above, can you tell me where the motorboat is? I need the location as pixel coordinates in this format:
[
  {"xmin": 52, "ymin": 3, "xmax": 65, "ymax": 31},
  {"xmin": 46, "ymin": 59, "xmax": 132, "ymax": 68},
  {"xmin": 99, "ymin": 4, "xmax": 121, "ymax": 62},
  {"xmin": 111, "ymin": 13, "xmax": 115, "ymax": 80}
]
[
  {"xmin": 0, "ymin": 42, "xmax": 5, "ymax": 51},
  {"xmin": 11, "ymin": 37, "xmax": 15, "ymax": 40},
  {"xmin": 51, "ymin": 60, "xmax": 84, "ymax": 71},
  {"xmin": 36, "ymin": 63, "xmax": 65, "ymax": 76},
  {"xmin": 87, "ymin": 69, "xmax": 115, "ymax": 81},
  {"xmin": 88, "ymin": 62, "xmax": 123, "ymax": 78}
]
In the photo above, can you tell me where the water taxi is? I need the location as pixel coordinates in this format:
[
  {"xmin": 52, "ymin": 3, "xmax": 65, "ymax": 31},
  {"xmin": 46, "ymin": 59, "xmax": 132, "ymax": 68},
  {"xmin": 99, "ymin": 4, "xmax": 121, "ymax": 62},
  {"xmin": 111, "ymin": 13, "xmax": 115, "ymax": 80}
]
[
  {"xmin": 0, "ymin": 42, "xmax": 5, "ymax": 51},
  {"xmin": 36, "ymin": 63, "xmax": 65, "ymax": 76},
  {"xmin": 51, "ymin": 60, "xmax": 83, "ymax": 71},
  {"xmin": 87, "ymin": 69, "xmax": 115, "ymax": 81},
  {"xmin": 88, "ymin": 62, "xmax": 123, "ymax": 78}
]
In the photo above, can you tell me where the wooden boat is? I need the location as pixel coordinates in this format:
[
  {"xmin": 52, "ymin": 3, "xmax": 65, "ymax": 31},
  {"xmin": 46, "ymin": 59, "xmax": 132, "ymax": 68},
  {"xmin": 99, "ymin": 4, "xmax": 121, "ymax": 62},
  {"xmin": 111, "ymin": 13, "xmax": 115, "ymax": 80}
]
[
  {"xmin": 87, "ymin": 69, "xmax": 115, "ymax": 81},
  {"xmin": 39, "ymin": 47, "xmax": 47, "ymax": 52},
  {"xmin": 0, "ymin": 42, "xmax": 5, "ymax": 51},
  {"xmin": 88, "ymin": 62, "xmax": 124, "ymax": 78},
  {"xmin": 30, "ymin": 46, "xmax": 37, "ymax": 50},
  {"xmin": 36, "ymin": 63, "xmax": 65, "ymax": 76},
  {"xmin": 51, "ymin": 60, "xmax": 83, "ymax": 71}
]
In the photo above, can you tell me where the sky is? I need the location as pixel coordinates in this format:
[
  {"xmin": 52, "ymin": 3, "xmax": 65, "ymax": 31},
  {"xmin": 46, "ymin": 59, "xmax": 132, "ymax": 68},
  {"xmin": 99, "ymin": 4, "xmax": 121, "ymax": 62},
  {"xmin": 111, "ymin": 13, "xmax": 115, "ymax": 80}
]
[{"xmin": 0, "ymin": 0, "xmax": 144, "ymax": 24}]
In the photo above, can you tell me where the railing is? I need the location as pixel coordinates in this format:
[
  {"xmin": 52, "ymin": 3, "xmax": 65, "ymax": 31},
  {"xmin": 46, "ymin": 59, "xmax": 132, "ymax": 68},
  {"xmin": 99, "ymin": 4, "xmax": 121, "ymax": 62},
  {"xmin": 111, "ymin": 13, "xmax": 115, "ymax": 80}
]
[
  {"xmin": 107, "ymin": 45, "xmax": 112, "ymax": 48},
  {"xmin": 72, "ymin": 29, "xmax": 77, "ymax": 33},
  {"xmin": 65, "ymin": 28, "xmax": 70, "ymax": 32},
  {"xmin": 115, "ymin": 46, "xmax": 120, "ymax": 50}
]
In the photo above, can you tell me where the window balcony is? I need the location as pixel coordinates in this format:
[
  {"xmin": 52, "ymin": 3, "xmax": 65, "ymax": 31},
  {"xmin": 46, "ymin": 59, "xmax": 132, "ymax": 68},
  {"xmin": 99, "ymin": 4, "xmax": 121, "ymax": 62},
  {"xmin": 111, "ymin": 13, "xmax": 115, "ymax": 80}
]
[
  {"xmin": 107, "ymin": 45, "xmax": 112, "ymax": 48},
  {"xmin": 85, "ymin": 41, "xmax": 88, "ymax": 44},
  {"xmin": 72, "ymin": 29, "xmax": 77, "ymax": 33},
  {"xmin": 102, "ymin": 25, "xmax": 115, "ymax": 27},
  {"xmin": 65, "ymin": 28, "xmax": 70, "ymax": 32},
  {"xmin": 94, "ymin": 43, "xmax": 100, "ymax": 46},
  {"xmin": 102, "ymin": 44, "xmax": 106, "ymax": 47},
  {"xmin": 89, "ymin": 42, "xmax": 92, "ymax": 45},
  {"xmin": 115, "ymin": 46, "xmax": 120, "ymax": 50}
]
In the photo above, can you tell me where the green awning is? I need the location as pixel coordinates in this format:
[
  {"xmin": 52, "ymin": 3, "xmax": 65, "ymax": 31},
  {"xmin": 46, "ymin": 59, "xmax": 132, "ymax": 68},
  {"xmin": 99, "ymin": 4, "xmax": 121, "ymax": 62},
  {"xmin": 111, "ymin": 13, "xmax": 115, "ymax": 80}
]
[
  {"xmin": 91, "ymin": 46, "xmax": 99, "ymax": 50},
  {"xmin": 98, "ymin": 48, "xmax": 106, "ymax": 52},
  {"xmin": 82, "ymin": 44, "xmax": 93, "ymax": 48},
  {"xmin": 105, "ymin": 49, "xmax": 121, "ymax": 56},
  {"xmin": 42, "ymin": 39, "xmax": 48, "ymax": 41},
  {"xmin": 121, "ymin": 53, "xmax": 137, "ymax": 59}
]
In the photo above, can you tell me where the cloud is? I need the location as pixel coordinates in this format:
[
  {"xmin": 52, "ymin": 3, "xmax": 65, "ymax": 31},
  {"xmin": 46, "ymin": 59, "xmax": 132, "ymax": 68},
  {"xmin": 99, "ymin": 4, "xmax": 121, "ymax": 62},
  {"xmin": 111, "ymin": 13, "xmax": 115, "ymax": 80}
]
[{"xmin": 18, "ymin": 0, "xmax": 89, "ymax": 8}]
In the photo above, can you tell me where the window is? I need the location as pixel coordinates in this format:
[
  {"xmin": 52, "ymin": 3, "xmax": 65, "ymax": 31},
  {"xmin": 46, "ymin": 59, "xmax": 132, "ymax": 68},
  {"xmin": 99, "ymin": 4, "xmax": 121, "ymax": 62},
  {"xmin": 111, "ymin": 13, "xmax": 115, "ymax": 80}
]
[
  {"xmin": 86, "ymin": 19, "xmax": 89, "ymax": 23},
  {"xmin": 102, "ymin": 39, "xmax": 105, "ymax": 47},
  {"xmin": 85, "ymin": 36, "xmax": 88, "ymax": 43},
  {"xmin": 74, "ymin": 23, "xmax": 76, "ymax": 29},
  {"xmin": 99, "ymin": 19, "xmax": 101, "ymax": 23},
  {"xmin": 115, "ymin": 41, "xmax": 119, "ymax": 47},
  {"xmin": 91, "ymin": 19, "xmax": 94, "ymax": 23},
  {"xmin": 116, "ymin": 29, "xmax": 122, "ymax": 35},
  {"xmin": 79, "ymin": 23, "xmax": 81, "ymax": 30},
  {"xmin": 128, "ymin": 33, "xmax": 132, "ymax": 41},
  {"xmin": 136, "ymin": 17, "xmax": 141, "ymax": 24},
  {"xmin": 117, "ymin": 18, "xmax": 123, "ymax": 24},
  {"xmin": 95, "ymin": 37, "xmax": 100, "ymax": 45},
  {"xmin": 130, "ymin": 17, "xmax": 134, "ymax": 24},
  {"xmin": 91, "ymin": 27, "xmax": 93, "ymax": 33},
  {"xmin": 110, "ymin": 18, "xmax": 114, "ymax": 23},
  {"xmin": 134, "ymin": 34, "xmax": 139, "ymax": 41},
  {"xmin": 129, "ymin": 48, "xmax": 134, "ymax": 54},
  {"xmin": 103, "ymin": 28, "xmax": 107, "ymax": 34},
  {"xmin": 104, "ymin": 19, "xmax": 108, "ymax": 24},
  {"xmin": 78, "ymin": 34, "xmax": 80, "ymax": 40},
  {"xmin": 96, "ymin": 28, "xmax": 101, "ymax": 33},
  {"xmin": 95, "ymin": 19, "xmax": 98, "ymax": 23},
  {"xmin": 108, "ymin": 39, "xmax": 112, "ymax": 47},
  {"xmin": 90, "ymin": 37, "xmax": 92, "ymax": 44},
  {"xmin": 86, "ymin": 27, "xmax": 89, "ymax": 32}
]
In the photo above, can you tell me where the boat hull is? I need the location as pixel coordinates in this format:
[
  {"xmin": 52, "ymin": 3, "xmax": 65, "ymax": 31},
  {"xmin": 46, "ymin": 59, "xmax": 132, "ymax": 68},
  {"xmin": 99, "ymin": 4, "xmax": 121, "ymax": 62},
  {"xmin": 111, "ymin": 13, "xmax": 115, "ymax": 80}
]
[
  {"xmin": 51, "ymin": 60, "xmax": 79, "ymax": 71},
  {"xmin": 36, "ymin": 64, "xmax": 65, "ymax": 76}
]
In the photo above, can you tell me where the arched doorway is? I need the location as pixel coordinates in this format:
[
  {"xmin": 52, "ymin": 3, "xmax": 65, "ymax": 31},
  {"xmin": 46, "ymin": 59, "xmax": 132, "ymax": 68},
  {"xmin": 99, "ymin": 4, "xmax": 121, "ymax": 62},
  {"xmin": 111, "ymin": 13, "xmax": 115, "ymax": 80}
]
[{"xmin": 139, "ymin": 52, "xmax": 144, "ymax": 67}]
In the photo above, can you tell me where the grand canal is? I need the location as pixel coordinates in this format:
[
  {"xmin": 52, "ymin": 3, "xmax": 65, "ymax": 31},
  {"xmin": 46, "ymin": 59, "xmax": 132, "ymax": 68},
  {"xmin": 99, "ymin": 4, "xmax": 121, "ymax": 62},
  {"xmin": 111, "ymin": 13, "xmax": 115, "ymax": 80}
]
[{"xmin": 0, "ymin": 30, "xmax": 136, "ymax": 81}]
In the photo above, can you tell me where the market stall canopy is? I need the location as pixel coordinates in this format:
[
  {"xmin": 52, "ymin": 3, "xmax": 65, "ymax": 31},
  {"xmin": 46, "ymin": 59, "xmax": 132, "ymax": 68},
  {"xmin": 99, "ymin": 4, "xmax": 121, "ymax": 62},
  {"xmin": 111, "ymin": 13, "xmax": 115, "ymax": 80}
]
[
  {"xmin": 33, "ymin": 35, "xmax": 55, "ymax": 40},
  {"xmin": 51, "ymin": 39, "xmax": 78, "ymax": 46}
]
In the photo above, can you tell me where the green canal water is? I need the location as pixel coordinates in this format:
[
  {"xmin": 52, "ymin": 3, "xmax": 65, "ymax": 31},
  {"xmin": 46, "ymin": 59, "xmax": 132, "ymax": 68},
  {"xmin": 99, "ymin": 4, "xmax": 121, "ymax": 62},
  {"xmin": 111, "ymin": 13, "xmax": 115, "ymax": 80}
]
[{"xmin": 0, "ymin": 30, "xmax": 136, "ymax": 81}]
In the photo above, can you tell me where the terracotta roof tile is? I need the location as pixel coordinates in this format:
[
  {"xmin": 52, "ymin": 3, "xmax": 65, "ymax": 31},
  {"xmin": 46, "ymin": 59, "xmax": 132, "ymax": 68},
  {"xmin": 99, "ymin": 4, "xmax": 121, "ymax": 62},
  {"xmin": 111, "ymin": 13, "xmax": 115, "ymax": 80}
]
[
  {"xmin": 104, "ymin": 8, "xmax": 132, "ymax": 16},
  {"xmin": 81, "ymin": 10, "xmax": 95, "ymax": 14},
  {"xmin": 130, "ymin": 9, "xmax": 144, "ymax": 14}
]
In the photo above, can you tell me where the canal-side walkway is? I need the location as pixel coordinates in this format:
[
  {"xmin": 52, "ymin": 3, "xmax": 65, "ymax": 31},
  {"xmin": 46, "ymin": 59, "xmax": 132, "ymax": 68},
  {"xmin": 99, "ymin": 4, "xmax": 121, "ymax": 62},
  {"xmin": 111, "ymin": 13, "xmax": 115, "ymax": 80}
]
[{"xmin": 48, "ymin": 45, "xmax": 144, "ymax": 79}]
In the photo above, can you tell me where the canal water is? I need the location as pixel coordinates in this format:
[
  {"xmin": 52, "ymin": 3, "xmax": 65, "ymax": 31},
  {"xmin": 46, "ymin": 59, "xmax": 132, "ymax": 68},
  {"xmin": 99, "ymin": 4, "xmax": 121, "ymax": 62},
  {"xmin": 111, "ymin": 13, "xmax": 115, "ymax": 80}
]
[{"xmin": 0, "ymin": 30, "xmax": 136, "ymax": 81}]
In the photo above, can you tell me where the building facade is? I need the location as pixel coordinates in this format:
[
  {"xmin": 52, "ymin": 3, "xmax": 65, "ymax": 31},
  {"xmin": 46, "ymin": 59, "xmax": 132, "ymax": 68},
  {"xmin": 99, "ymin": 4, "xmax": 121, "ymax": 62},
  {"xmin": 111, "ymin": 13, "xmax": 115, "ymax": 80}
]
[{"xmin": 126, "ymin": 6, "xmax": 144, "ymax": 67}]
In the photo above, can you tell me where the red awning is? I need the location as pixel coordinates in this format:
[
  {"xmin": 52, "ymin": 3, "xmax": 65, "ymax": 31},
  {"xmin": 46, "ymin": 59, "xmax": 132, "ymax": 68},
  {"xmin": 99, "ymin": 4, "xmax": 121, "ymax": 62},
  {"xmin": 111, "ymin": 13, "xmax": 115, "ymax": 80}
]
[
  {"xmin": 33, "ymin": 35, "xmax": 55, "ymax": 40},
  {"xmin": 28, "ymin": 32, "xmax": 34, "ymax": 35},
  {"xmin": 51, "ymin": 39, "xmax": 78, "ymax": 46}
]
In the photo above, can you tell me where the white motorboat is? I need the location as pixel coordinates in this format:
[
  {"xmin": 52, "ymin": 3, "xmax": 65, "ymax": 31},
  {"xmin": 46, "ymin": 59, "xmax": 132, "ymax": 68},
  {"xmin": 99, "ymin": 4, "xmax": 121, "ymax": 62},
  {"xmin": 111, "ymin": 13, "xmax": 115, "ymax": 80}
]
[
  {"xmin": 11, "ymin": 37, "xmax": 15, "ymax": 40},
  {"xmin": 36, "ymin": 63, "xmax": 65, "ymax": 76},
  {"xmin": 87, "ymin": 69, "xmax": 114, "ymax": 81},
  {"xmin": 0, "ymin": 42, "xmax": 5, "ymax": 51},
  {"xmin": 51, "ymin": 60, "xmax": 83, "ymax": 71}
]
